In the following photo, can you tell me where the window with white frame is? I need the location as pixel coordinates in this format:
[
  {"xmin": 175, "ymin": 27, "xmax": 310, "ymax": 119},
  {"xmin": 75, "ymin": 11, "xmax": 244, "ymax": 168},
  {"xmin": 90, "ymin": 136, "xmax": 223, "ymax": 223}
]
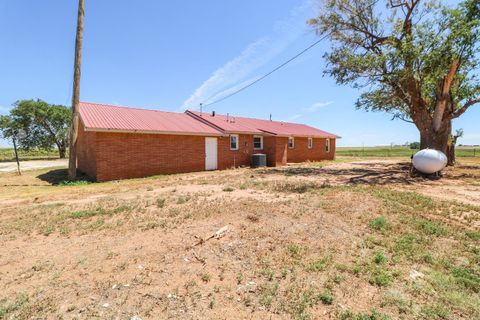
[
  {"xmin": 326, "ymin": 138, "xmax": 330, "ymax": 153},
  {"xmin": 288, "ymin": 137, "xmax": 294, "ymax": 149},
  {"xmin": 230, "ymin": 135, "xmax": 239, "ymax": 150},
  {"xmin": 253, "ymin": 136, "xmax": 263, "ymax": 150},
  {"xmin": 307, "ymin": 137, "xmax": 313, "ymax": 149}
]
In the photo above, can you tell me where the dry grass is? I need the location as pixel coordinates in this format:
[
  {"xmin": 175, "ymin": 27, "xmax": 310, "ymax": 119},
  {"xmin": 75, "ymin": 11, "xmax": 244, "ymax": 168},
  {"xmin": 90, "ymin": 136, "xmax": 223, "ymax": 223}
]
[{"xmin": 0, "ymin": 158, "xmax": 479, "ymax": 319}]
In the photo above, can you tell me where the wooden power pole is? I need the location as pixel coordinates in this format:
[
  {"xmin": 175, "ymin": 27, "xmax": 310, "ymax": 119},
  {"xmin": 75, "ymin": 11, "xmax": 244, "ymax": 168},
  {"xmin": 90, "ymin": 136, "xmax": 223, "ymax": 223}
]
[{"xmin": 68, "ymin": 0, "xmax": 85, "ymax": 180}]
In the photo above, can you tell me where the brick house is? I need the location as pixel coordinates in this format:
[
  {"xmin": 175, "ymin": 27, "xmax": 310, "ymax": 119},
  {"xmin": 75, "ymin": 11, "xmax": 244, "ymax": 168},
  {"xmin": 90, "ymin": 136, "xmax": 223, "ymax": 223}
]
[{"xmin": 77, "ymin": 102, "xmax": 340, "ymax": 181}]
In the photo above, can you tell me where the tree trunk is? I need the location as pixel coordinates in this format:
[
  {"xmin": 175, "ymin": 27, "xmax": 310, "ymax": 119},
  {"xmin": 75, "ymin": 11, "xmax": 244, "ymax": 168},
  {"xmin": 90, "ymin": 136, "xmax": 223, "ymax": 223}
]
[
  {"xmin": 58, "ymin": 143, "xmax": 66, "ymax": 159},
  {"xmin": 418, "ymin": 118, "xmax": 453, "ymax": 165}
]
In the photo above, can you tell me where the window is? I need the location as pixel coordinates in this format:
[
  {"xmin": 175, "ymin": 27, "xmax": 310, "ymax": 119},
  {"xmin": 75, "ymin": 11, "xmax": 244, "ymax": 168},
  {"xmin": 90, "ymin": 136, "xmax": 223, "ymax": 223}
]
[
  {"xmin": 288, "ymin": 137, "xmax": 294, "ymax": 149},
  {"xmin": 307, "ymin": 137, "xmax": 313, "ymax": 149},
  {"xmin": 230, "ymin": 135, "xmax": 239, "ymax": 150},
  {"xmin": 253, "ymin": 136, "xmax": 263, "ymax": 150},
  {"xmin": 326, "ymin": 138, "xmax": 330, "ymax": 153}
]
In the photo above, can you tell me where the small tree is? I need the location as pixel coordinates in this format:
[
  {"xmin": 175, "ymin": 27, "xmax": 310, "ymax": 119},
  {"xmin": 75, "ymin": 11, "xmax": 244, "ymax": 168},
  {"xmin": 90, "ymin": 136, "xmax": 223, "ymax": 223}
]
[
  {"xmin": 409, "ymin": 142, "xmax": 420, "ymax": 150},
  {"xmin": 309, "ymin": 0, "xmax": 480, "ymax": 165},
  {"xmin": 0, "ymin": 100, "xmax": 70, "ymax": 158}
]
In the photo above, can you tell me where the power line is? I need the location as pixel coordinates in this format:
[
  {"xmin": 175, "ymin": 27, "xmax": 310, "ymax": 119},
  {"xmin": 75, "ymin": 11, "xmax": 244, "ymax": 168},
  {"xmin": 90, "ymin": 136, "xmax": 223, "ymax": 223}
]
[{"xmin": 199, "ymin": 33, "xmax": 330, "ymax": 109}]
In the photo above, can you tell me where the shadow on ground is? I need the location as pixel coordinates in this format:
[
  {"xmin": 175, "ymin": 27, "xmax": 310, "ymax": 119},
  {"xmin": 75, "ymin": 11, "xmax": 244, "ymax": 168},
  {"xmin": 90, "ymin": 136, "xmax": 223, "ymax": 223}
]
[
  {"xmin": 261, "ymin": 162, "xmax": 434, "ymax": 186},
  {"xmin": 37, "ymin": 169, "xmax": 92, "ymax": 185}
]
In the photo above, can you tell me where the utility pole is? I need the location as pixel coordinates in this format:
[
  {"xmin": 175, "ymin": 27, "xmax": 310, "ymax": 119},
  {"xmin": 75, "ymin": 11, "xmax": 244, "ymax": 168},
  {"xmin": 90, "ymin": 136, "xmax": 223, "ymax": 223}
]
[{"xmin": 68, "ymin": 0, "xmax": 85, "ymax": 180}]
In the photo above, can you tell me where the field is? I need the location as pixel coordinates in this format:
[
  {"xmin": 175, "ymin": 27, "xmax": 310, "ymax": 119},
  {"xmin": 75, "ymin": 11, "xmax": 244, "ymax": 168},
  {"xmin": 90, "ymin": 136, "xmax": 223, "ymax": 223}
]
[
  {"xmin": 0, "ymin": 148, "xmax": 61, "ymax": 162},
  {"xmin": 337, "ymin": 146, "xmax": 479, "ymax": 158},
  {"xmin": 0, "ymin": 157, "xmax": 479, "ymax": 319}
]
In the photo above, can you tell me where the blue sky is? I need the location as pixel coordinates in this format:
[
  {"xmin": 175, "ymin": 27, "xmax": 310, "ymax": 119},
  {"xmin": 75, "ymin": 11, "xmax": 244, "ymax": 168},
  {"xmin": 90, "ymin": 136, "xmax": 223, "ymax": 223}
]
[{"xmin": 0, "ymin": 0, "xmax": 479, "ymax": 147}]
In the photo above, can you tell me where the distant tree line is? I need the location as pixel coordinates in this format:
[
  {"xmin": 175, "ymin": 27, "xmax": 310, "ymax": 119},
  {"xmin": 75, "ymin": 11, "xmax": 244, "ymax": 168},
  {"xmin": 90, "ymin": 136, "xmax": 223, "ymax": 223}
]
[{"xmin": 0, "ymin": 100, "xmax": 70, "ymax": 158}]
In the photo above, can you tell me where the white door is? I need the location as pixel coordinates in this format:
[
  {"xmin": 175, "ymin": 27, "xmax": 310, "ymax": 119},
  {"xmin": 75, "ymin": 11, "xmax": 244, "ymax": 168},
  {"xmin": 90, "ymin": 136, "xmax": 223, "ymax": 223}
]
[{"xmin": 205, "ymin": 137, "xmax": 218, "ymax": 170}]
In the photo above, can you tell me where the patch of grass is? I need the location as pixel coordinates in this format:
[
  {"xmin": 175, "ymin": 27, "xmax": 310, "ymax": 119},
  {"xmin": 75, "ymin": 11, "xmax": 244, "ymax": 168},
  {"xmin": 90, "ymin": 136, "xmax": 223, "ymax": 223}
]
[
  {"xmin": 418, "ymin": 219, "xmax": 446, "ymax": 236},
  {"xmin": 465, "ymin": 230, "xmax": 480, "ymax": 240},
  {"xmin": 307, "ymin": 257, "xmax": 328, "ymax": 272},
  {"xmin": 370, "ymin": 269, "xmax": 393, "ymax": 287},
  {"xmin": 0, "ymin": 293, "xmax": 29, "ymax": 319},
  {"xmin": 259, "ymin": 282, "xmax": 279, "ymax": 308},
  {"xmin": 318, "ymin": 291, "xmax": 333, "ymax": 305},
  {"xmin": 200, "ymin": 273, "xmax": 211, "ymax": 282},
  {"xmin": 42, "ymin": 225, "xmax": 54, "ymax": 236},
  {"xmin": 287, "ymin": 243, "xmax": 302, "ymax": 258},
  {"xmin": 58, "ymin": 180, "xmax": 91, "ymax": 186},
  {"xmin": 222, "ymin": 186, "xmax": 234, "ymax": 192},
  {"xmin": 156, "ymin": 197, "xmax": 166, "ymax": 208},
  {"xmin": 419, "ymin": 305, "xmax": 450, "ymax": 319},
  {"xmin": 176, "ymin": 195, "xmax": 191, "ymax": 204},
  {"xmin": 273, "ymin": 182, "xmax": 316, "ymax": 194},
  {"xmin": 369, "ymin": 216, "xmax": 389, "ymax": 231},
  {"xmin": 339, "ymin": 309, "xmax": 391, "ymax": 320},
  {"xmin": 449, "ymin": 265, "xmax": 480, "ymax": 292},
  {"xmin": 70, "ymin": 207, "xmax": 107, "ymax": 219},
  {"xmin": 373, "ymin": 251, "xmax": 387, "ymax": 264},
  {"xmin": 394, "ymin": 234, "xmax": 421, "ymax": 257}
]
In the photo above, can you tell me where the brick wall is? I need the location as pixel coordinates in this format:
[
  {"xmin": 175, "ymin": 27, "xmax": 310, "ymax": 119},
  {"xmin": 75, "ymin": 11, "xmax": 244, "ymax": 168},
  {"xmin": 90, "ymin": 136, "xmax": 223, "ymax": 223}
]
[
  {"xmin": 263, "ymin": 136, "xmax": 287, "ymax": 167},
  {"xmin": 94, "ymin": 132, "xmax": 207, "ymax": 181},
  {"xmin": 217, "ymin": 134, "xmax": 254, "ymax": 169},
  {"xmin": 287, "ymin": 137, "xmax": 336, "ymax": 162},
  {"xmin": 77, "ymin": 121, "xmax": 97, "ymax": 178},
  {"xmin": 77, "ymin": 125, "xmax": 337, "ymax": 181}
]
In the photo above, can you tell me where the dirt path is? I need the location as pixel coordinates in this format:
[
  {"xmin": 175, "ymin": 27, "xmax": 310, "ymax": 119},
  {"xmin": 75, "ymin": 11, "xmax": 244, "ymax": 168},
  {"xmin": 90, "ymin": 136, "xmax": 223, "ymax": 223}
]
[{"xmin": 0, "ymin": 159, "xmax": 67, "ymax": 172}]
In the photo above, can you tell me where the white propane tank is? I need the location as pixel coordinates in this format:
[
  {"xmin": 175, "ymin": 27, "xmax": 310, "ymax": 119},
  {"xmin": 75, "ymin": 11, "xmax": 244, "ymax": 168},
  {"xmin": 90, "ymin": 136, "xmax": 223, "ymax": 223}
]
[{"xmin": 412, "ymin": 149, "xmax": 448, "ymax": 174}]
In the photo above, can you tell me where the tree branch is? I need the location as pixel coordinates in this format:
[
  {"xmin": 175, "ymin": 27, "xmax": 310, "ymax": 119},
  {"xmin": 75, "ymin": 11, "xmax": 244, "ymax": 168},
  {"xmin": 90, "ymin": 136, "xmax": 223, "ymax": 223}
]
[{"xmin": 453, "ymin": 97, "xmax": 480, "ymax": 118}]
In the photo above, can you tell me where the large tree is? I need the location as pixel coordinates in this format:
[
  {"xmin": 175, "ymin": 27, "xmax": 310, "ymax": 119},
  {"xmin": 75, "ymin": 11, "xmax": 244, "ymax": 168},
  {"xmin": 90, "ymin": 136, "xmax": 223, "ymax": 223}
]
[
  {"xmin": 309, "ymin": 0, "xmax": 480, "ymax": 164},
  {"xmin": 0, "ymin": 100, "xmax": 70, "ymax": 158}
]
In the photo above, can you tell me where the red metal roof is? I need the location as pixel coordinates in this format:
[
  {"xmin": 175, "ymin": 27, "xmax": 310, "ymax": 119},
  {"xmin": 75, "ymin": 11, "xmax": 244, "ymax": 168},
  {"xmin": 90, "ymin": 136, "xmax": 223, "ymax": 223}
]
[
  {"xmin": 79, "ymin": 102, "xmax": 222, "ymax": 135},
  {"xmin": 187, "ymin": 111, "xmax": 340, "ymax": 138}
]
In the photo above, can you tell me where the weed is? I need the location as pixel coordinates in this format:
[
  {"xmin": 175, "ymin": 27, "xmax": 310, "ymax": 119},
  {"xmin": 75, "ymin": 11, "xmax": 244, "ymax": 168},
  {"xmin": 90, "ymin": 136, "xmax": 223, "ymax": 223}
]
[
  {"xmin": 287, "ymin": 243, "xmax": 302, "ymax": 258},
  {"xmin": 373, "ymin": 251, "xmax": 387, "ymax": 264},
  {"xmin": 420, "ymin": 305, "xmax": 450, "ymax": 319},
  {"xmin": 200, "ymin": 273, "xmax": 211, "ymax": 282},
  {"xmin": 318, "ymin": 291, "xmax": 333, "ymax": 305},
  {"xmin": 370, "ymin": 269, "xmax": 393, "ymax": 287},
  {"xmin": 339, "ymin": 309, "xmax": 391, "ymax": 320},
  {"xmin": 58, "ymin": 180, "xmax": 91, "ymax": 186},
  {"xmin": 236, "ymin": 273, "xmax": 244, "ymax": 284},
  {"xmin": 156, "ymin": 198, "xmax": 166, "ymax": 208},
  {"xmin": 222, "ymin": 186, "xmax": 234, "ymax": 192},
  {"xmin": 209, "ymin": 299, "xmax": 215, "ymax": 309},
  {"xmin": 369, "ymin": 216, "xmax": 389, "ymax": 231},
  {"xmin": 419, "ymin": 219, "xmax": 445, "ymax": 236},
  {"xmin": 307, "ymin": 257, "xmax": 328, "ymax": 272},
  {"xmin": 177, "ymin": 195, "xmax": 190, "ymax": 204},
  {"xmin": 262, "ymin": 269, "xmax": 275, "ymax": 281},
  {"xmin": 259, "ymin": 282, "xmax": 279, "ymax": 308},
  {"xmin": 465, "ymin": 231, "xmax": 480, "ymax": 240},
  {"xmin": 0, "ymin": 293, "xmax": 29, "ymax": 319},
  {"xmin": 42, "ymin": 225, "xmax": 54, "ymax": 236}
]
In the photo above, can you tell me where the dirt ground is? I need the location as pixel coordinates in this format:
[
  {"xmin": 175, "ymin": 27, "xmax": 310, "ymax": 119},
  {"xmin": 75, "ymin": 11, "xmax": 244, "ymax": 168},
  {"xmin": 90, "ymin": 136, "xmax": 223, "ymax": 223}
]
[{"xmin": 0, "ymin": 157, "xmax": 479, "ymax": 319}]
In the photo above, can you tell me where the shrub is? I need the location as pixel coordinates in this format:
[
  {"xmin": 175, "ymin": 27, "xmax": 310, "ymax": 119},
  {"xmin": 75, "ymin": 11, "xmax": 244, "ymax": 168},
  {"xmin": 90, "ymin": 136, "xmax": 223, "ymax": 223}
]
[
  {"xmin": 319, "ymin": 291, "xmax": 334, "ymax": 305},
  {"xmin": 156, "ymin": 198, "xmax": 166, "ymax": 208},
  {"xmin": 369, "ymin": 217, "xmax": 389, "ymax": 231},
  {"xmin": 373, "ymin": 251, "xmax": 387, "ymax": 264}
]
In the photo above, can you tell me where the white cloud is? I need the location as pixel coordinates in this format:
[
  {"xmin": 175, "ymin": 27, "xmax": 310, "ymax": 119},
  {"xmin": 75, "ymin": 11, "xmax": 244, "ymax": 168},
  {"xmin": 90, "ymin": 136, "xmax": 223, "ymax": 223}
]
[
  {"xmin": 304, "ymin": 101, "xmax": 333, "ymax": 112},
  {"xmin": 181, "ymin": 0, "xmax": 316, "ymax": 110}
]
